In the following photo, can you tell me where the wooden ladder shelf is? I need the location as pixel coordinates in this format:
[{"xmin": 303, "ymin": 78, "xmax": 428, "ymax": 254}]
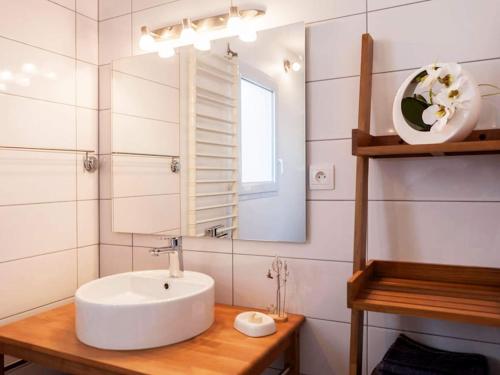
[{"xmin": 348, "ymin": 34, "xmax": 500, "ymax": 375}]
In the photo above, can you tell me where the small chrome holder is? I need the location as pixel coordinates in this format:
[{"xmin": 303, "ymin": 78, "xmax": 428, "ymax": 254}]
[{"xmin": 83, "ymin": 152, "xmax": 98, "ymax": 173}]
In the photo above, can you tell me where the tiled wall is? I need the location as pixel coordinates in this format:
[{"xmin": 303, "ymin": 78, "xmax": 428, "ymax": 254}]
[
  {"xmin": 0, "ymin": 0, "xmax": 99, "ymax": 370},
  {"xmin": 98, "ymin": 0, "xmax": 500, "ymax": 374}
]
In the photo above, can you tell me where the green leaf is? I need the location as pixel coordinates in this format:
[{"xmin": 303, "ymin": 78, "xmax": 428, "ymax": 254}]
[{"xmin": 401, "ymin": 97, "xmax": 432, "ymax": 132}]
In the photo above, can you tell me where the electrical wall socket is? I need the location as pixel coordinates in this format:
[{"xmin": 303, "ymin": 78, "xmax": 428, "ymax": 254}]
[{"xmin": 309, "ymin": 164, "xmax": 334, "ymax": 190}]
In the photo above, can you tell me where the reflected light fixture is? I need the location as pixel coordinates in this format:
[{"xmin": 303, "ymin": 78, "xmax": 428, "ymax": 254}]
[
  {"xmin": 227, "ymin": 6, "xmax": 242, "ymax": 34},
  {"xmin": 158, "ymin": 42, "xmax": 175, "ymax": 58},
  {"xmin": 139, "ymin": 27, "xmax": 157, "ymax": 52},
  {"xmin": 180, "ymin": 18, "xmax": 197, "ymax": 43},
  {"xmin": 284, "ymin": 58, "xmax": 302, "ymax": 73},
  {"xmin": 139, "ymin": 7, "xmax": 265, "ymax": 59}
]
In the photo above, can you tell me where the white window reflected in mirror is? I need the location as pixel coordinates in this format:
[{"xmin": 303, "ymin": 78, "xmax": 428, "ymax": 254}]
[{"xmin": 240, "ymin": 65, "xmax": 278, "ymax": 196}]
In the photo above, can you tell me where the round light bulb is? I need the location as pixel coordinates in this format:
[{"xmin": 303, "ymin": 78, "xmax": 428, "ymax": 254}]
[
  {"xmin": 22, "ymin": 63, "xmax": 37, "ymax": 75},
  {"xmin": 227, "ymin": 6, "xmax": 242, "ymax": 34},
  {"xmin": 194, "ymin": 35, "xmax": 211, "ymax": 51},
  {"xmin": 239, "ymin": 24, "xmax": 257, "ymax": 42},
  {"xmin": 180, "ymin": 18, "xmax": 197, "ymax": 44},
  {"xmin": 139, "ymin": 33, "xmax": 156, "ymax": 52},
  {"xmin": 0, "ymin": 70, "xmax": 14, "ymax": 81},
  {"xmin": 158, "ymin": 43, "xmax": 175, "ymax": 58},
  {"xmin": 292, "ymin": 62, "xmax": 301, "ymax": 72},
  {"xmin": 0, "ymin": 83, "xmax": 6, "ymax": 91}
]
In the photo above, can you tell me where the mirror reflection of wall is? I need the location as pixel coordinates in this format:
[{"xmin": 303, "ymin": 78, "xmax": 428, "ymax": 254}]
[
  {"xmin": 110, "ymin": 22, "xmax": 305, "ymax": 243},
  {"xmin": 111, "ymin": 54, "xmax": 181, "ymax": 235},
  {"xmin": 183, "ymin": 23, "xmax": 305, "ymax": 242}
]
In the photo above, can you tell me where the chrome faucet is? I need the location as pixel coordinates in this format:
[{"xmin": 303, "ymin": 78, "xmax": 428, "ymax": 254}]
[{"xmin": 149, "ymin": 237, "xmax": 184, "ymax": 278}]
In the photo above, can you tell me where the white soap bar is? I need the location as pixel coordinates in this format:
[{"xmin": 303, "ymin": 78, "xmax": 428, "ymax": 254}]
[{"xmin": 234, "ymin": 311, "xmax": 276, "ymax": 337}]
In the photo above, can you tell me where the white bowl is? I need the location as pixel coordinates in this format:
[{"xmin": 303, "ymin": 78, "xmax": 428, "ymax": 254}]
[
  {"xmin": 75, "ymin": 270, "xmax": 214, "ymax": 350},
  {"xmin": 392, "ymin": 64, "xmax": 481, "ymax": 144}
]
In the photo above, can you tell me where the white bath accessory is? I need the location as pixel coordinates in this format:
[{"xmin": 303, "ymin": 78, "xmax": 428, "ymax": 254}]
[{"xmin": 234, "ymin": 311, "xmax": 276, "ymax": 337}]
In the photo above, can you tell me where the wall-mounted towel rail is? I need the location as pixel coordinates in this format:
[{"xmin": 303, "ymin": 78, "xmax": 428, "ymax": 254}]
[
  {"xmin": 198, "ymin": 67, "xmax": 234, "ymax": 83},
  {"xmin": 112, "ymin": 151, "xmax": 178, "ymax": 158},
  {"xmin": 197, "ymin": 86, "xmax": 234, "ymax": 101},
  {"xmin": 197, "ymin": 94, "xmax": 235, "ymax": 108},
  {"xmin": 196, "ymin": 153, "xmax": 236, "ymax": 159},
  {"xmin": 194, "ymin": 191, "xmax": 237, "ymax": 197},
  {"xmin": 197, "ymin": 113, "xmax": 235, "ymax": 125},
  {"xmin": 195, "ymin": 203, "xmax": 237, "ymax": 211},
  {"xmin": 196, "ymin": 126, "xmax": 235, "ymax": 136},
  {"xmin": 0, "ymin": 145, "xmax": 98, "ymax": 172},
  {"xmin": 196, "ymin": 140, "xmax": 235, "ymax": 147},
  {"xmin": 196, "ymin": 214, "xmax": 237, "ymax": 225}
]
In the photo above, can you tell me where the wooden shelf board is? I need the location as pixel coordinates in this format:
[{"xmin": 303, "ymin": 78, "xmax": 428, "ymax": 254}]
[
  {"xmin": 352, "ymin": 129, "xmax": 500, "ymax": 158},
  {"xmin": 348, "ymin": 260, "xmax": 500, "ymax": 327}
]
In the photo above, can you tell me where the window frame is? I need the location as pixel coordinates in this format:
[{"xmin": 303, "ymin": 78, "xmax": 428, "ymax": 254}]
[{"xmin": 238, "ymin": 63, "xmax": 279, "ymax": 197}]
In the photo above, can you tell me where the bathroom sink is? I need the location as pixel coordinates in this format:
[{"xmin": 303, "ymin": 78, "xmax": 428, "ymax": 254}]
[{"xmin": 75, "ymin": 270, "xmax": 214, "ymax": 350}]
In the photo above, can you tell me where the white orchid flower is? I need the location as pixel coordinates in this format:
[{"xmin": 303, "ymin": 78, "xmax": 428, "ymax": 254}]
[
  {"xmin": 434, "ymin": 76, "xmax": 473, "ymax": 109},
  {"xmin": 415, "ymin": 65, "xmax": 442, "ymax": 97},
  {"xmin": 436, "ymin": 63, "xmax": 462, "ymax": 88},
  {"xmin": 422, "ymin": 104, "xmax": 455, "ymax": 133}
]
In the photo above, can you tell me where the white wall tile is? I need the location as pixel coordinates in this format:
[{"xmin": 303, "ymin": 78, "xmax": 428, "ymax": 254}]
[
  {"xmin": 112, "ymin": 71, "xmax": 179, "ymax": 122},
  {"xmin": 0, "ymin": 151, "xmax": 76, "ymax": 205},
  {"xmin": 77, "ymin": 200, "xmax": 99, "ymax": 247},
  {"xmin": 99, "ymin": 199, "xmax": 133, "ymax": 245},
  {"xmin": 76, "ymin": 0, "xmax": 98, "ymax": 20},
  {"xmin": 367, "ymin": 326, "xmax": 500, "ymax": 374},
  {"xmin": 99, "ymin": 15, "xmax": 132, "ymax": 64},
  {"xmin": 132, "ymin": 0, "xmax": 176, "ymax": 12},
  {"xmin": 0, "ymin": 94, "xmax": 75, "ymax": 149},
  {"xmin": 306, "ymin": 139, "xmax": 355, "ymax": 200},
  {"xmin": 113, "ymin": 52, "xmax": 179, "ymax": 88},
  {"xmin": 234, "ymin": 201, "xmax": 354, "ymax": 262},
  {"xmin": 77, "ymin": 245, "xmax": 99, "ymax": 286},
  {"xmin": 369, "ymin": 0, "xmax": 500, "ymax": 73},
  {"xmin": 100, "ymin": 244, "xmax": 133, "ymax": 276},
  {"xmin": 181, "ymin": 237, "xmax": 233, "ymax": 254},
  {"xmin": 0, "ymin": 38, "xmax": 75, "ymax": 105},
  {"xmin": 0, "ymin": 202, "xmax": 76, "ymax": 263},
  {"xmin": 76, "ymin": 60, "xmax": 98, "ymax": 108},
  {"xmin": 132, "ymin": 246, "xmax": 169, "ymax": 270},
  {"xmin": 368, "ymin": 312, "xmax": 500, "ymax": 345},
  {"xmin": 306, "ymin": 76, "xmax": 359, "ymax": 140},
  {"xmin": 368, "ymin": 201, "xmax": 500, "ymax": 268},
  {"xmin": 112, "ymin": 114, "xmax": 179, "ymax": 155},
  {"xmin": 0, "ymin": 297, "xmax": 73, "ymax": 326},
  {"xmin": 77, "ymin": 107, "xmax": 98, "ymax": 151},
  {"xmin": 300, "ymin": 319, "xmax": 352, "ymax": 375},
  {"xmin": 306, "ymin": 14, "xmax": 365, "ymax": 81},
  {"xmin": 99, "ymin": 65, "xmax": 112, "ymax": 109},
  {"xmin": 76, "ymin": 14, "xmax": 98, "ymax": 64},
  {"xmin": 183, "ymin": 250, "xmax": 233, "ymax": 304},
  {"xmin": 112, "ymin": 155, "xmax": 179, "ymax": 197},
  {"xmin": 367, "ymin": 0, "xmax": 422, "ymax": 11},
  {"xmin": 369, "ymin": 154, "xmax": 500, "ymax": 201},
  {"xmin": 0, "ymin": 249, "xmax": 77, "ymax": 319},
  {"xmin": 99, "ymin": 0, "xmax": 132, "ymax": 20},
  {"xmin": 112, "ymin": 194, "xmax": 180, "ymax": 234},
  {"xmin": 0, "ymin": 0, "xmax": 75, "ymax": 57},
  {"xmin": 234, "ymin": 255, "xmax": 352, "ymax": 322}
]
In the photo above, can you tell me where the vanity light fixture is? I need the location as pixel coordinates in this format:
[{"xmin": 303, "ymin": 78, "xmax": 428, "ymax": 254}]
[
  {"xmin": 283, "ymin": 58, "xmax": 302, "ymax": 73},
  {"xmin": 139, "ymin": 7, "xmax": 265, "ymax": 58}
]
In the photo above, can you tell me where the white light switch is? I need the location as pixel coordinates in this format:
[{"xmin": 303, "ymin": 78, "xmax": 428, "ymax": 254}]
[{"xmin": 309, "ymin": 164, "xmax": 334, "ymax": 190}]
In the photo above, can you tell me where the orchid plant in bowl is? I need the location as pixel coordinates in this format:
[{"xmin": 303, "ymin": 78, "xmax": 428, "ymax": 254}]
[{"xmin": 393, "ymin": 62, "xmax": 482, "ymax": 144}]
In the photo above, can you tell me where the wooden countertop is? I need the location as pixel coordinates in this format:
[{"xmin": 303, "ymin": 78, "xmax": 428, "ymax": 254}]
[{"xmin": 0, "ymin": 304, "xmax": 304, "ymax": 375}]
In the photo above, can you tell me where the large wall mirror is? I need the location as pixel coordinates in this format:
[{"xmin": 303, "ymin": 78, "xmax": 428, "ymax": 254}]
[{"xmin": 111, "ymin": 22, "xmax": 305, "ymax": 242}]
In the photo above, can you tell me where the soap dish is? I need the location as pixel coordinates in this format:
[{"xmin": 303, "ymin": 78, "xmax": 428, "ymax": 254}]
[{"xmin": 234, "ymin": 311, "xmax": 277, "ymax": 337}]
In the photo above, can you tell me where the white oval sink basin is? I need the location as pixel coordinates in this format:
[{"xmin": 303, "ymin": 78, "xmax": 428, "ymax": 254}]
[{"xmin": 75, "ymin": 270, "xmax": 214, "ymax": 350}]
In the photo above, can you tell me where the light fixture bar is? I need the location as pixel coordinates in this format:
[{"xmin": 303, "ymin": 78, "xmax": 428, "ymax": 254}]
[{"xmin": 145, "ymin": 8, "xmax": 265, "ymax": 44}]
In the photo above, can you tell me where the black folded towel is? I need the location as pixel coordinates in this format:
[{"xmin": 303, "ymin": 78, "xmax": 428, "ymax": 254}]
[{"xmin": 371, "ymin": 334, "xmax": 489, "ymax": 375}]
